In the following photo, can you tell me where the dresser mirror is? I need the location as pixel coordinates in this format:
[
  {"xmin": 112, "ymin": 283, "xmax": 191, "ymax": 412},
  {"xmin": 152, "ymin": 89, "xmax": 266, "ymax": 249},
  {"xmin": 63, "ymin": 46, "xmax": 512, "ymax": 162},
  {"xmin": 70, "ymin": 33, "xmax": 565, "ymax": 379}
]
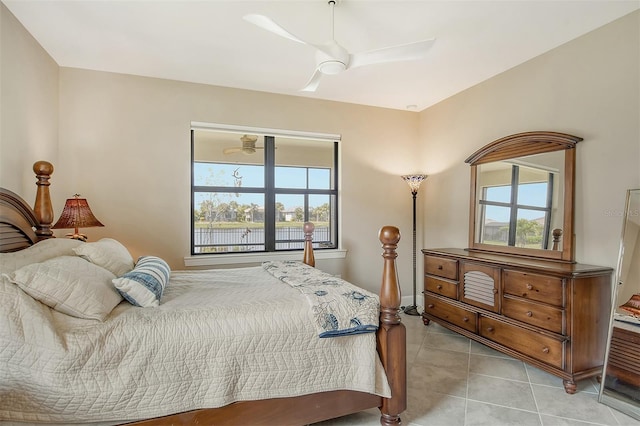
[
  {"xmin": 599, "ymin": 188, "xmax": 640, "ymax": 419},
  {"xmin": 466, "ymin": 131, "xmax": 583, "ymax": 262}
]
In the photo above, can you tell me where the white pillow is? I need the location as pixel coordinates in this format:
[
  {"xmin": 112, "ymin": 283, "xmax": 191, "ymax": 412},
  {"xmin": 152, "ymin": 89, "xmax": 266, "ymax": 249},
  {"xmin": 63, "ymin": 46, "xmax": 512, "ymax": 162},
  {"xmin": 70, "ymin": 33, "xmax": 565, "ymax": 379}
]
[
  {"xmin": 5, "ymin": 256, "xmax": 122, "ymax": 321},
  {"xmin": 0, "ymin": 238, "xmax": 83, "ymax": 275},
  {"xmin": 113, "ymin": 256, "xmax": 171, "ymax": 307},
  {"xmin": 73, "ymin": 238, "xmax": 134, "ymax": 277}
]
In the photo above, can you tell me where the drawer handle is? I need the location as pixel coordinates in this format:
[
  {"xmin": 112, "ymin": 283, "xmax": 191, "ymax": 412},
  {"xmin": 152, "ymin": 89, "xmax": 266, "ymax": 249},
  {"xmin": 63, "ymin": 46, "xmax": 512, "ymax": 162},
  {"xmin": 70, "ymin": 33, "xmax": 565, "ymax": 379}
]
[
  {"xmin": 462, "ymin": 316, "xmax": 469, "ymax": 322},
  {"xmin": 542, "ymin": 347, "xmax": 550, "ymax": 354},
  {"xmin": 487, "ymin": 326, "xmax": 494, "ymax": 332},
  {"xmin": 526, "ymin": 283, "xmax": 533, "ymax": 290},
  {"xmin": 493, "ymin": 289, "xmax": 498, "ymax": 294},
  {"xmin": 526, "ymin": 311, "xmax": 533, "ymax": 317},
  {"xmin": 427, "ymin": 304, "xmax": 435, "ymax": 309},
  {"xmin": 436, "ymin": 285, "xmax": 443, "ymax": 290},
  {"xmin": 438, "ymin": 265, "xmax": 443, "ymax": 270}
]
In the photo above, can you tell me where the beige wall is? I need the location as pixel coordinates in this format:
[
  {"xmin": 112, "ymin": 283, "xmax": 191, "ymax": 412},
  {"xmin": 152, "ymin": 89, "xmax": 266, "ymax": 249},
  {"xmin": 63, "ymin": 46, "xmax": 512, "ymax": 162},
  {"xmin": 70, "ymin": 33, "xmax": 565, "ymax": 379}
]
[
  {"xmin": 419, "ymin": 11, "xmax": 640, "ymax": 270},
  {"xmin": 0, "ymin": 3, "xmax": 59, "ymax": 196},
  {"xmin": 55, "ymin": 70, "xmax": 418, "ymax": 294}
]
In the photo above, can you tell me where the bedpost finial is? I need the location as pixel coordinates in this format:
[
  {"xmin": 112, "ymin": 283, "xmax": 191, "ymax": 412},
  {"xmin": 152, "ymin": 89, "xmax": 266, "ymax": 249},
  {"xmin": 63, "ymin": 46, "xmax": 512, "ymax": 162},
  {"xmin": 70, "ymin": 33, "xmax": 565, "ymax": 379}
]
[
  {"xmin": 379, "ymin": 226, "xmax": 400, "ymax": 246},
  {"xmin": 303, "ymin": 221, "xmax": 315, "ymax": 236},
  {"xmin": 33, "ymin": 161, "xmax": 54, "ymax": 177},
  {"xmin": 552, "ymin": 228, "xmax": 563, "ymax": 251}
]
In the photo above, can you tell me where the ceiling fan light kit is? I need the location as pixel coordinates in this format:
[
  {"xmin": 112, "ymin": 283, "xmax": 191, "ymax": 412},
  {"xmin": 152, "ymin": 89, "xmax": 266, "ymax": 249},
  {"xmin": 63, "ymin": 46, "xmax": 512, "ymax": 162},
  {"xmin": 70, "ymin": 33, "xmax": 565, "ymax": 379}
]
[{"xmin": 243, "ymin": 0, "xmax": 435, "ymax": 92}]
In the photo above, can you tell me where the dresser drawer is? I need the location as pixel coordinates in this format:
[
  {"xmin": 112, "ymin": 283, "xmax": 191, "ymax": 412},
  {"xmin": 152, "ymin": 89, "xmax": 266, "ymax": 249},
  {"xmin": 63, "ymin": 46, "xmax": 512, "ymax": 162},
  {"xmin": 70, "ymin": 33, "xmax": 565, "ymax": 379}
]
[
  {"xmin": 503, "ymin": 269, "xmax": 564, "ymax": 307},
  {"xmin": 425, "ymin": 255, "xmax": 458, "ymax": 280},
  {"xmin": 502, "ymin": 295, "xmax": 564, "ymax": 334},
  {"xmin": 424, "ymin": 295, "xmax": 476, "ymax": 333},
  {"xmin": 425, "ymin": 276, "xmax": 458, "ymax": 299},
  {"xmin": 479, "ymin": 316, "xmax": 564, "ymax": 369}
]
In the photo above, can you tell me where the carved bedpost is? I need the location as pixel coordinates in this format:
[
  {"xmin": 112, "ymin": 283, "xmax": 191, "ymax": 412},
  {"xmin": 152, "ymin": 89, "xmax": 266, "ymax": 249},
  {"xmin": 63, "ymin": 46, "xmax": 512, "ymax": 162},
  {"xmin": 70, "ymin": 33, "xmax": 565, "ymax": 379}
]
[
  {"xmin": 303, "ymin": 222, "xmax": 315, "ymax": 267},
  {"xmin": 33, "ymin": 161, "xmax": 54, "ymax": 239},
  {"xmin": 377, "ymin": 226, "xmax": 406, "ymax": 426}
]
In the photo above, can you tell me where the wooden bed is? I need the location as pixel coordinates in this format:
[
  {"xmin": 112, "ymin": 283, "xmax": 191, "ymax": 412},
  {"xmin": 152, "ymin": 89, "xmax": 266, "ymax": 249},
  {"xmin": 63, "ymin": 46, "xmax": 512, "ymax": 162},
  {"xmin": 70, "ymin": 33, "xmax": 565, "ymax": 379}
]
[{"xmin": 0, "ymin": 161, "xmax": 407, "ymax": 426}]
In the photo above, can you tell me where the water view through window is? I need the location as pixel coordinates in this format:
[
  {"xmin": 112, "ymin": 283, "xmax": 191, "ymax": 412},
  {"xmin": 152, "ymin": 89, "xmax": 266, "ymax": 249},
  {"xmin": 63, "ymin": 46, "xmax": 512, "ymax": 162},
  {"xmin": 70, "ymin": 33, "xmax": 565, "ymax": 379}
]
[{"xmin": 191, "ymin": 128, "xmax": 338, "ymax": 254}]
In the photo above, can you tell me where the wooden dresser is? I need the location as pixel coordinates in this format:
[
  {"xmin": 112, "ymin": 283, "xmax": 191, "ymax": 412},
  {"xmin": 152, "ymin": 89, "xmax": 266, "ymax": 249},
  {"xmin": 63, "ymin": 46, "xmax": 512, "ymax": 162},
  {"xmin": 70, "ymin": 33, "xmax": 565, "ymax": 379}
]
[{"xmin": 422, "ymin": 248, "xmax": 613, "ymax": 393}]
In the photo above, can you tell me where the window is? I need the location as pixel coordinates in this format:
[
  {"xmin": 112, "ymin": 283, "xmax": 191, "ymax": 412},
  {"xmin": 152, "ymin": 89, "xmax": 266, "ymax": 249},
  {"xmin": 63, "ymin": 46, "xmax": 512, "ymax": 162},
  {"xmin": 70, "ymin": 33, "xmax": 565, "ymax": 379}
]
[
  {"xmin": 477, "ymin": 163, "xmax": 554, "ymax": 249},
  {"xmin": 191, "ymin": 125, "xmax": 339, "ymax": 255}
]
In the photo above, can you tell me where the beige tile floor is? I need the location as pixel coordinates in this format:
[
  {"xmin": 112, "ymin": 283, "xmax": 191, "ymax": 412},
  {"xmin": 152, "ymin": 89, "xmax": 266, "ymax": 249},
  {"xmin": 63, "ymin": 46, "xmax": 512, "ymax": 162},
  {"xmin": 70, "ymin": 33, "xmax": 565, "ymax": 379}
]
[{"xmin": 314, "ymin": 314, "xmax": 640, "ymax": 426}]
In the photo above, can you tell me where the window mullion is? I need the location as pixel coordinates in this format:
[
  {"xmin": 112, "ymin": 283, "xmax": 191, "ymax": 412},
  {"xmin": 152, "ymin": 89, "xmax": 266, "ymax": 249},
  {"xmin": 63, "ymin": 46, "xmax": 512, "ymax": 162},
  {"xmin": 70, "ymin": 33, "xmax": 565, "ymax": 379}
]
[
  {"xmin": 191, "ymin": 130, "xmax": 196, "ymax": 255},
  {"xmin": 542, "ymin": 172, "xmax": 554, "ymax": 249},
  {"xmin": 264, "ymin": 136, "xmax": 276, "ymax": 251},
  {"xmin": 508, "ymin": 165, "xmax": 519, "ymax": 246}
]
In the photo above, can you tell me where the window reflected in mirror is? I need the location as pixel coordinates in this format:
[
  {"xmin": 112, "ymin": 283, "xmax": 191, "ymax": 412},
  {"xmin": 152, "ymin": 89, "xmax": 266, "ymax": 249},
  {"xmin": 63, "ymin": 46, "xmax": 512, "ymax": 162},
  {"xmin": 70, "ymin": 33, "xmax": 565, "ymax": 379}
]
[{"xmin": 475, "ymin": 152, "xmax": 563, "ymax": 250}]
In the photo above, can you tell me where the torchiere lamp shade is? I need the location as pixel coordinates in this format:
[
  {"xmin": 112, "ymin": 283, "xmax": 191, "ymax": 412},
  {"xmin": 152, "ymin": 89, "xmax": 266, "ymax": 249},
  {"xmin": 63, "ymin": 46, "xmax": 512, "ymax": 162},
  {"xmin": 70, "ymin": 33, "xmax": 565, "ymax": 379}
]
[
  {"xmin": 401, "ymin": 174, "xmax": 427, "ymax": 194},
  {"xmin": 52, "ymin": 194, "xmax": 104, "ymax": 241}
]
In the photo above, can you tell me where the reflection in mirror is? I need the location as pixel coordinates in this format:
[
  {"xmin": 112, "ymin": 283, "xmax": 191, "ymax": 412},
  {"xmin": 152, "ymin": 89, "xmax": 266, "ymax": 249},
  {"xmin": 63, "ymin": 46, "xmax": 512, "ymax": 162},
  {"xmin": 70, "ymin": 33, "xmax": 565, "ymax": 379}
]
[
  {"xmin": 600, "ymin": 189, "xmax": 640, "ymax": 419},
  {"xmin": 475, "ymin": 152, "xmax": 564, "ymax": 250}
]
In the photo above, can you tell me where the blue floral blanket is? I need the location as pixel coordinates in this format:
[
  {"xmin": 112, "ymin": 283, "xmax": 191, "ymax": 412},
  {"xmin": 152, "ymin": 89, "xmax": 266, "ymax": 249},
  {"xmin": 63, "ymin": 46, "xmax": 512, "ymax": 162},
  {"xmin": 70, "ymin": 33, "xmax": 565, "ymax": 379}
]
[{"xmin": 262, "ymin": 261, "xmax": 379, "ymax": 338}]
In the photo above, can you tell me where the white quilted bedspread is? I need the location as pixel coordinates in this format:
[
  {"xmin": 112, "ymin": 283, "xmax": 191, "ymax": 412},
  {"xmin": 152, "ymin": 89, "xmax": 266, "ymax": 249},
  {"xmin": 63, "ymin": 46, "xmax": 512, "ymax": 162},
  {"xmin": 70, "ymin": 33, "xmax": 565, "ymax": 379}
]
[{"xmin": 0, "ymin": 267, "xmax": 390, "ymax": 424}]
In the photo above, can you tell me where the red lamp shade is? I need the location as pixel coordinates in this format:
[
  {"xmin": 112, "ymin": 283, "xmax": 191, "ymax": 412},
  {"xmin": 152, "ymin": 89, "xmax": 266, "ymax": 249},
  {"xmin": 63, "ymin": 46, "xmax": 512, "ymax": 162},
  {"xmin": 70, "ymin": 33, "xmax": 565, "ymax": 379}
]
[
  {"xmin": 620, "ymin": 294, "xmax": 640, "ymax": 317},
  {"xmin": 52, "ymin": 194, "xmax": 104, "ymax": 241}
]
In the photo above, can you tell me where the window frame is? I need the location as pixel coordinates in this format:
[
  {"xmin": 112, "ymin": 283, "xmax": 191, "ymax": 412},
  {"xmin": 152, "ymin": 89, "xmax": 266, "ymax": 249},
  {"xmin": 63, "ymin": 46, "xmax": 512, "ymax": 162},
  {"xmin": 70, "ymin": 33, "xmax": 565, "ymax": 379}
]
[{"xmin": 190, "ymin": 122, "xmax": 340, "ymax": 257}]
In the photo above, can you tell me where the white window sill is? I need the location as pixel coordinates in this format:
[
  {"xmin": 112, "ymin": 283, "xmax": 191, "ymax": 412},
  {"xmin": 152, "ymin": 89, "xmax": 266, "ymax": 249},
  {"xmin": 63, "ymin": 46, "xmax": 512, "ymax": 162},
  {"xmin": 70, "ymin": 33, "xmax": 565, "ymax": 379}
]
[{"xmin": 184, "ymin": 249, "xmax": 347, "ymax": 268}]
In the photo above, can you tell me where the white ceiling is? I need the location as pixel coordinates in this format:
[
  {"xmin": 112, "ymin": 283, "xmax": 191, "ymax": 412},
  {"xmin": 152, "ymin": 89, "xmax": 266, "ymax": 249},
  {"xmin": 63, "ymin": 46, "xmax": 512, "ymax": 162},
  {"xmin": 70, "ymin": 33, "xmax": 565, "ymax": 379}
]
[{"xmin": 4, "ymin": 0, "xmax": 639, "ymax": 111}]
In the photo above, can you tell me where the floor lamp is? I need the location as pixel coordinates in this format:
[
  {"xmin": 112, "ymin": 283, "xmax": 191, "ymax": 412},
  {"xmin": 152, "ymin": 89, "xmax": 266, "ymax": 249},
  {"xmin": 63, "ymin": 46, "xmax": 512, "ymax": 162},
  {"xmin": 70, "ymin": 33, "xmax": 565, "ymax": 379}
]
[{"xmin": 401, "ymin": 174, "xmax": 427, "ymax": 316}]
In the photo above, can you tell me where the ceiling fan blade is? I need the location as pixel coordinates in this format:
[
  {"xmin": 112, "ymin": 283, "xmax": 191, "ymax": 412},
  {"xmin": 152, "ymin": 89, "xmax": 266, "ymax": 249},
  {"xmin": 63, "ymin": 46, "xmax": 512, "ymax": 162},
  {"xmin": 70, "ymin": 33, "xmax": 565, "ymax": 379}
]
[
  {"xmin": 223, "ymin": 147, "xmax": 243, "ymax": 155},
  {"xmin": 349, "ymin": 38, "xmax": 436, "ymax": 69},
  {"xmin": 243, "ymin": 14, "xmax": 311, "ymax": 46},
  {"xmin": 300, "ymin": 68, "xmax": 324, "ymax": 92}
]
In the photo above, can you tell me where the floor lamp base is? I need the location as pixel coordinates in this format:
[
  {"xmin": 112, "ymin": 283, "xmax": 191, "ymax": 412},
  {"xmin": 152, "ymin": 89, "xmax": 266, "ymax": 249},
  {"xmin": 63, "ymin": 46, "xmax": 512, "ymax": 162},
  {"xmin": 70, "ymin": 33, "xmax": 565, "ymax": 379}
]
[{"xmin": 403, "ymin": 305, "xmax": 421, "ymax": 316}]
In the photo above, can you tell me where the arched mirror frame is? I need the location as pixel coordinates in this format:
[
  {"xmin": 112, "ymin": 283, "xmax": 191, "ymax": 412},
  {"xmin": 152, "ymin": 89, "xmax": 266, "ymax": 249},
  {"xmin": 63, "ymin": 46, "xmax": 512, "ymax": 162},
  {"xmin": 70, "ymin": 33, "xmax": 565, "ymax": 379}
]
[{"xmin": 466, "ymin": 131, "xmax": 582, "ymax": 262}]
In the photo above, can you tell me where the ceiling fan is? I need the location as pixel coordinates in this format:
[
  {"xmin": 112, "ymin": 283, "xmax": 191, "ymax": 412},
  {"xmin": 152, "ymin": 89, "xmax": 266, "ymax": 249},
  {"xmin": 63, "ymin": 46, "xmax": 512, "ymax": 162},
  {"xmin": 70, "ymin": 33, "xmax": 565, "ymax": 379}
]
[
  {"xmin": 243, "ymin": 0, "xmax": 435, "ymax": 92},
  {"xmin": 223, "ymin": 134, "xmax": 262, "ymax": 155}
]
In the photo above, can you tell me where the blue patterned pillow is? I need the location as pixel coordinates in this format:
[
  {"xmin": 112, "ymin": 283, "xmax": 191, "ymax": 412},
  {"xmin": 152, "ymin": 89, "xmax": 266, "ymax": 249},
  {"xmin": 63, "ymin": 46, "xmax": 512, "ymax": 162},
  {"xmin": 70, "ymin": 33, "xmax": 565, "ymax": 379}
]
[{"xmin": 112, "ymin": 256, "xmax": 170, "ymax": 307}]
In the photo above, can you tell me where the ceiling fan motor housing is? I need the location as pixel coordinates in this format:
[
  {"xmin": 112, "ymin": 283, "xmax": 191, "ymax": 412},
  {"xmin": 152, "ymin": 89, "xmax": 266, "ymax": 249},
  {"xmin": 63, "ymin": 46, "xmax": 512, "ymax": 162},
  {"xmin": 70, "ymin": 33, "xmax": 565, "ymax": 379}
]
[{"xmin": 316, "ymin": 41, "xmax": 349, "ymax": 74}]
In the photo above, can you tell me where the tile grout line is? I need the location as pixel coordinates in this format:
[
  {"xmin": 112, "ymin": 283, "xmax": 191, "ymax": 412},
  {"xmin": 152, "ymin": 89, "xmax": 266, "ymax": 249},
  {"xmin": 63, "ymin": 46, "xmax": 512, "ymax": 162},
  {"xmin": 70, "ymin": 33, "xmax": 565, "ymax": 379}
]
[
  {"xmin": 464, "ymin": 397, "xmax": 543, "ymax": 415},
  {"xmin": 464, "ymin": 338, "xmax": 471, "ymax": 426},
  {"xmin": 524, "ymin": 363, "xmax": 544, "ymax": 426},
  {"xmin": 539, "ymin": 412, "xmax": 617, "ymax": 426}
]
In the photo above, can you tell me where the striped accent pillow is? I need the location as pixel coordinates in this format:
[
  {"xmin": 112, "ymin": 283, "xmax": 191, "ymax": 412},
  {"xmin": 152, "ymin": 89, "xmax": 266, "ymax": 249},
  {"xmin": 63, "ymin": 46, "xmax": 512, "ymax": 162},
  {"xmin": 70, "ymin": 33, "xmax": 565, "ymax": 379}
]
[{"xmin": 112, "ymin": 256, "xmax": 170, "ymax": 307}]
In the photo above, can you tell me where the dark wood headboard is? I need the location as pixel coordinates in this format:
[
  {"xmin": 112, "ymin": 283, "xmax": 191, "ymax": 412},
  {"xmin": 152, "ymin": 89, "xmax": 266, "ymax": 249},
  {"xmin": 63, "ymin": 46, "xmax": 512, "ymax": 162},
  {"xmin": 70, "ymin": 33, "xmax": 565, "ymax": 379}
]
[
  {"xmin": 0, "ymin": 161, "xmax": 55, "ymax": 252},
  {"xmin": 0, "ymin": 188, "xmax": 40, "ymax": 252}
]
